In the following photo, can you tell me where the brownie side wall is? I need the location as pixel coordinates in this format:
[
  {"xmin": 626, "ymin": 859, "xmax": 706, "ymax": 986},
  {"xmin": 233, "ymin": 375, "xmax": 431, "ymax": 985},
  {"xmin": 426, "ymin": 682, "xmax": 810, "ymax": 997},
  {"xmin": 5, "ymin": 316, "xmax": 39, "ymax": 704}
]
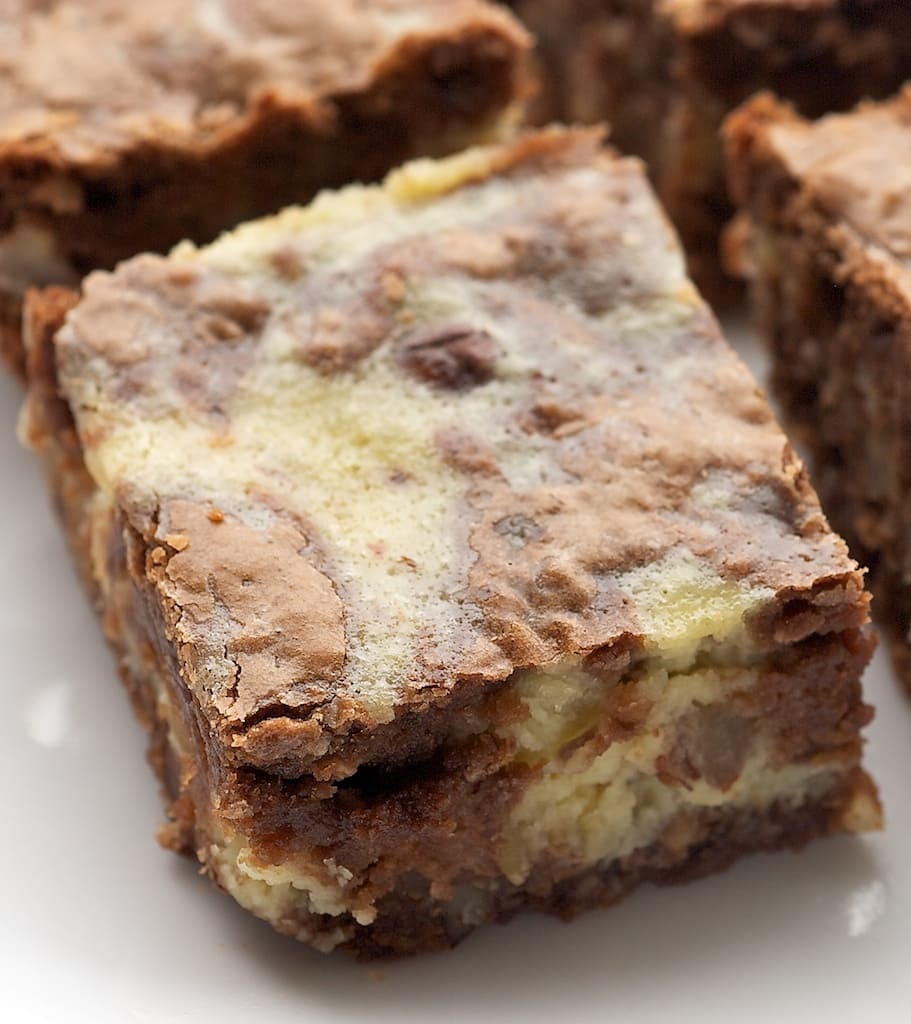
[
  {"xmin": 661, "ymin": 0, "xmax": 911, "ymax": 301},
  {"xmin": 20, "ymin": 287, "xmax": 94, "ymax": 589},
  {"xmin": 1, "ymin": 292, "xmax": 25, "ymax": 379}
]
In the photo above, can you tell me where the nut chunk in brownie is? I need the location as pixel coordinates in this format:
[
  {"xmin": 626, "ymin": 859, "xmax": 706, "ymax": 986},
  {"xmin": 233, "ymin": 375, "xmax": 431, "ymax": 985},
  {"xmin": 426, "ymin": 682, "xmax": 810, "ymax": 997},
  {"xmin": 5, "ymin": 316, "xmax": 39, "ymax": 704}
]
[
  {"xmin": 26, "ymin": 128, "xmax": 880, "ymax": 957},
  {"xmin": 727, "ymin": 88, "xmax": 911, "ymax": 692},
  {"xmin": 0, "ymin": 0, "xmax": 531, "ymax": 376}
]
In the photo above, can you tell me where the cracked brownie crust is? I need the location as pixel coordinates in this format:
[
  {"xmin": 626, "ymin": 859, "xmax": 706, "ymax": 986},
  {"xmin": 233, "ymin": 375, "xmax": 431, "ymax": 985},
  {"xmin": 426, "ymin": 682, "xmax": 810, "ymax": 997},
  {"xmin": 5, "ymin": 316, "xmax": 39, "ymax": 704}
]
[
  {"xmin": 25, "ymin": 128, "xmax": 880, "ymax": 955},
  {"xmin": 726, "ymin": 88, "xmax": 911, "ymax": 691},
  {"xmin": 0, "ymin": 0, "xmax": 531, "ymax": 377}
]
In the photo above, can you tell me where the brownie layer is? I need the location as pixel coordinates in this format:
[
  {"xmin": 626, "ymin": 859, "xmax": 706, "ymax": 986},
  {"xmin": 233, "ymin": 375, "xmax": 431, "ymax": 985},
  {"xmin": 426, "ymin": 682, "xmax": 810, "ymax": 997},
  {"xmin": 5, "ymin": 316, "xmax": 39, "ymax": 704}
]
[
  {"xmin": 0, "ymin": 0, "xmax": 531, "ymax": 377},
  {"xmin": 348, "ymin": 783, "xmax": 874, "ymax": 958},
  {"xmin": 726, "ymin": 90, "xmax": 911, "ymax": 690},
  {"xmin": 24, "ymin": 129, "xmax": 880, "ymax": 954}
]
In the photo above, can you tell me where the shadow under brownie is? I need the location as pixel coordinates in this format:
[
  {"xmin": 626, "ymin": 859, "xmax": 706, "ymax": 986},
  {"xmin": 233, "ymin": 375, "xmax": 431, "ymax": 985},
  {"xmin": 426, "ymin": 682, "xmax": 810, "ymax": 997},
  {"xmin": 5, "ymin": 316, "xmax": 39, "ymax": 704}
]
[
  {"xmin": 23, "ymin": 128, "xmax": 880, "ymax": 957},
  {"xmin": 0, "ymin": 0, "xmax": 531, "ymax": 377},
  {"xmin": 726, "ymin": 88, "xmax": 911, "ymax": 693}
]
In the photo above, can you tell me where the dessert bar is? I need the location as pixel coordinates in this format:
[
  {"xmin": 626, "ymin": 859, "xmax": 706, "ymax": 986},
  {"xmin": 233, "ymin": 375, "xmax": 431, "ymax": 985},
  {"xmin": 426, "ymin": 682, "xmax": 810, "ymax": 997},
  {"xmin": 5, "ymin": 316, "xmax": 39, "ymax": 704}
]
[
  {"xmin": 24, "ymin": 128, "xmax": 880, "ymax": 956},
  {"xmin": 661, "ymin": 0, "xmax": 911, "ymax": 299},
  {"xmin": 727, "ymin": 88, "xmax": 911, "ymax": 690},
  {"xmin": 506, "ymin": 0, "xmax": 911, "ymax": 299}
]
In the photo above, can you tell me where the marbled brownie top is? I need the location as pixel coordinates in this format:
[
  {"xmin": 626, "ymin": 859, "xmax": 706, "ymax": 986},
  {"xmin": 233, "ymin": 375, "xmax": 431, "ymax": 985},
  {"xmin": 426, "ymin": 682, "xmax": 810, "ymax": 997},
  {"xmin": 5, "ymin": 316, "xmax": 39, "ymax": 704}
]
[
  {"xmin": 56, "ymin": 129, "xmax": 867, "ymax": 777},
  {"xmin": 0, "ymin": 0, "xmax": 526, "ymax": 162}
]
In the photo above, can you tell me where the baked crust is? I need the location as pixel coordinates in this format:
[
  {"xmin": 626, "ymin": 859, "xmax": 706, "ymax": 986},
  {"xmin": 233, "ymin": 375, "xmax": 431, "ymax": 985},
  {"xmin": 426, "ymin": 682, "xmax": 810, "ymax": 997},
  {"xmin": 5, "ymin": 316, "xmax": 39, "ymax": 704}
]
[
  {"xmin": 0, "ymin": 0, "xmax": 531, "ymax": 376},
  {"xmin": 24, "ymin": 128, "xmax": 881, "ymax": 955}
]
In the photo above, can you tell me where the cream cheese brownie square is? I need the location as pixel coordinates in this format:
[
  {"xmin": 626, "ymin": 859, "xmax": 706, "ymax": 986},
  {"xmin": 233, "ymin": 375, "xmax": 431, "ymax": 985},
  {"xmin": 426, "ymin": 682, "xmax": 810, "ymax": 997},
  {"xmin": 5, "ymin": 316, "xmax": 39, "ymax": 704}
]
[
  {"xmin": 659, "ymin": 0, "xmax": 911, "ymax": 300},
  {"xmin": 726, "ymin": 88, "xmax": 911, "ymax": 693},
  {"xmin": 24, "ymin": 127, "xmax": 880, "ymax": 957},
  {"xmin": 0, "ymin": 0, "xmax": 531, "ymax": 376},
  {"xmin": 505, "ymin": 0, "xmax": 911, "ymax": 301}
]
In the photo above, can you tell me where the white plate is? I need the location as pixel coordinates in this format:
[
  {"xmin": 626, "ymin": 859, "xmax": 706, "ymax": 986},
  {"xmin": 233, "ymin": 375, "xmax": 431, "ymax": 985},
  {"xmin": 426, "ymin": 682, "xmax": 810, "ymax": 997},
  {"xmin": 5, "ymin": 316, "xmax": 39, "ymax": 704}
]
[{"xmin": 2, "ymin": 325, "xmax": 910, "ymax": 1024}]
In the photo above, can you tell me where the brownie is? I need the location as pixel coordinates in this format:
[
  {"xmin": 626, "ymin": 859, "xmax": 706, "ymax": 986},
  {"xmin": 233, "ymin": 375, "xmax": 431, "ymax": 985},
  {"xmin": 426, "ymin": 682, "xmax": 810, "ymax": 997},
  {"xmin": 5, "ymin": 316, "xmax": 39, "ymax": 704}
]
[
  {"xmin": 661, "ymin": 0, "xmax": 911, "ymax": 300},
  {"xmin": 506, "ymin": 0, "xmax": 911, "ymax": 301},
  {"xmin": 0, "ymin": 0, "xmax": 531, "ymax": 377},
  {"xmin": 726, "ymin": 88, "xmax": 911, "ymax": 692},
  {"xmin": 23, "ymin": 128, "xmax": 880, "ymax": 957}
]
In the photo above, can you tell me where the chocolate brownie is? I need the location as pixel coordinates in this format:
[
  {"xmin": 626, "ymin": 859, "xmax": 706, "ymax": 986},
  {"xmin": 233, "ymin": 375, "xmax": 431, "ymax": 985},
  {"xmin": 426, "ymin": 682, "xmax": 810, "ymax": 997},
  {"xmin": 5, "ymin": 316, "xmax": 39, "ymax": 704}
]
[
  {"xmin": 23, "ymin": 128, "xmax": 880, "ymax": 957},
  {"xmin": 726, "ymin": 88, "xmax": 911, "ymax": 692},
  {"xmin": 506, "ymin": 0, "xmax": 911, "ymax": 300},
  {"xmin": 0, "ymin": 0, "xmax": 531, "ymax": 377},
  {"xmin": 661, "ymin": 0, "xmax": 911, "ymax": 300}
]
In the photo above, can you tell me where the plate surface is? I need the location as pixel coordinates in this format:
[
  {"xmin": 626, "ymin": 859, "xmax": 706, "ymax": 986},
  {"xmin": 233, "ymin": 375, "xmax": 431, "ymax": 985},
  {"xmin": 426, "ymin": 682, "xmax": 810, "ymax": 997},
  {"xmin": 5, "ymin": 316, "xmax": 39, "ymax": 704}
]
[{"xmin": 2, "ymin": 324, "xmax": 909, "ymax": 1024}]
